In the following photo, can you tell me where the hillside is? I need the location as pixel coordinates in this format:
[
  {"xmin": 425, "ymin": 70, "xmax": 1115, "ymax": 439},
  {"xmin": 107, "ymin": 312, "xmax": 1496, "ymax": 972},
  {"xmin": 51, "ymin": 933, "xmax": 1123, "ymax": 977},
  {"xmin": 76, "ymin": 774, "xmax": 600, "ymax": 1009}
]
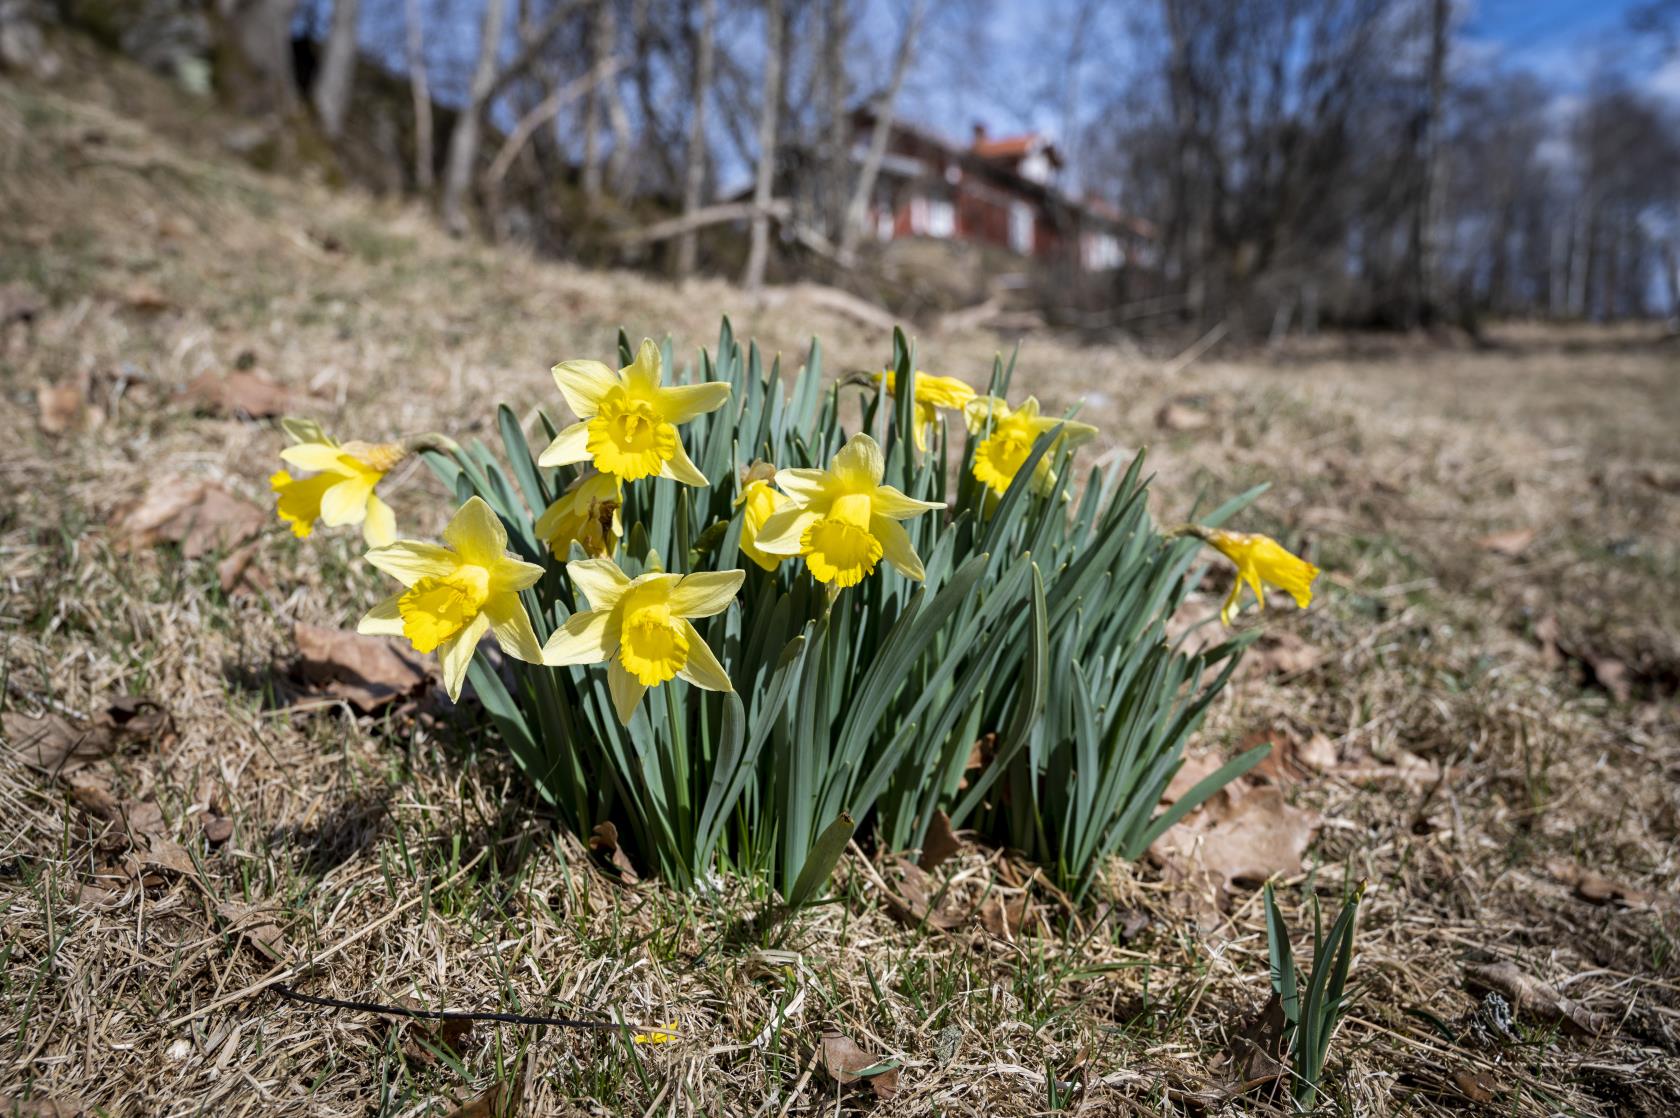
[{"xmin": 4, "ymin": 35, "xmax": 1680, "ymax": 1117}]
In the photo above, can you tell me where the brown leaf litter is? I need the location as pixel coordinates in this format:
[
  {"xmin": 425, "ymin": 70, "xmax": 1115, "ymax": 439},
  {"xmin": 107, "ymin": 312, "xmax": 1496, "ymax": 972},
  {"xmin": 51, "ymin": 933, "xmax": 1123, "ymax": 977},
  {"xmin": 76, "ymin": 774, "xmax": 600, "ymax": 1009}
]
[
  {"xmin": 817, "ymin": 1028, "xmax": 900, "ymax": 1099},
  {"xmin": 290, "ymin": 623, "xmax": 431, "ymax": 713},
  {"xmin": 114, "ymin": 478, "xmax": 268, "ymax": 559},
  {"xmin": 4, "ymin": 696, "xmax": 174, "ymax": 775},
  {"xmin": 185, "ymin": 368, "xmax": 304, "ymax": 419},
  {"xmin": 1464, "ymin": 961, "xmax": 1611, "ymax": 1037}
]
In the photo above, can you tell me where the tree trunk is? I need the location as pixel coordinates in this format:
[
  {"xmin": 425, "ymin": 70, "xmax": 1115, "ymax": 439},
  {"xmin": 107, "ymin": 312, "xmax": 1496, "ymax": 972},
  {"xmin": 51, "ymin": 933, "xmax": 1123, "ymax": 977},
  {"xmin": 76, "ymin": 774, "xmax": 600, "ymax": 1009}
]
[
  {"xmin": 675, "ymin": 0, "xmax": 716, "ymax": 278},
  {"xmin": 441, "ymin": 0, "xmax": 507, "ymax": 236},
  {"xmin": 404, "ymin": 0, "xmax": 434, "ymax": 191},
  {"xmin": 742, "ymin": 0, "xmax": 785, "ymax": 292},
  {"xmin": 836, "ymin": 0, "xmax": 923, "ymax": 264},
  {"xmin": 211, "ymin": 0, "xmax": 302, "ymax": 121},
  {"xmin": 600, "ymin": 3, "xmax": 633, "ymax": 193},
  {"xmin": 1406, "ymin": 0, "xmax": 1449, "ymax": 326},
  {"xmin": 822, "ymin": 0, "xmax": 850, "ymax": 237},
  {"xmin": 311, "ymin": 0, "xmax": 360, "ymax": 139},
  {"xmin": 581, "ymin": 0, "xmax": 607, "ymax": 200}
]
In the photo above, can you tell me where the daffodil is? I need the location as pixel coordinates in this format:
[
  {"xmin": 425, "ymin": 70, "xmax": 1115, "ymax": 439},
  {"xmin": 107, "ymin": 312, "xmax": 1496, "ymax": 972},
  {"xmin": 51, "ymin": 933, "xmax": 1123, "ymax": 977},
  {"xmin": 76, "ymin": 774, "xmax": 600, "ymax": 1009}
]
[
  {"xmin": 358, "ymin": 496, "xmax": 545, "ymax": 701},
  {"xmin": 632, "ymin": 1021, "xmax": 678, "ymax": 1045},
  {"xmin": 535, "ymin": 470, "xmax": 622, "ymax": 559},
  {"xmin": 270, "ymin": 418, "xmax": 404, "ymax": 546},
  {"xmin": 1200, "ymin": 528, "xmax": 1320, "ymax": 625},
  {"xmin": 735, "ymin": 461, "xmax": 787, "ymax": 572},
  {"xmin": 963, "ymin": 396, "xmax": 1098, "ymax": 497},
  {"xmin": 542, "ymin": 558, "xmax": 744, "ymax": 725},
  {"xmin": 538, "ymin": 338, "xmax": 730, "ymax": 484},
  {"xmin": 753, "ymin": 433, "xmax": 943, "ymax": 587},
  {"xmin": 879, "ymin": 368, "xmax": 977, "ymax": 452}
]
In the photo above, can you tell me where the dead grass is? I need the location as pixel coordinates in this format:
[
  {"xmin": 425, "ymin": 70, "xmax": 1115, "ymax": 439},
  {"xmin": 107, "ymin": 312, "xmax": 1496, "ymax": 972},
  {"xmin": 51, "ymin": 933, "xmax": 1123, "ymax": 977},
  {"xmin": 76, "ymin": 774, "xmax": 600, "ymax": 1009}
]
[{"xmin": 3, "ymin": 39, "xmax": 1680, "ymax": 1117}]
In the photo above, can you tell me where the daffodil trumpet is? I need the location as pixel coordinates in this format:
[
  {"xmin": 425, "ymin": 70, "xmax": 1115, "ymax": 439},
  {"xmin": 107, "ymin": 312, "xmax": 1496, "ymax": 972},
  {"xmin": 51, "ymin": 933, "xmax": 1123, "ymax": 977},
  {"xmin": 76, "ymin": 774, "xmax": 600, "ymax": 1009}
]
[
  {"xmin": 877, "ymin": 368, "xmax": 977, "ymax": 453},
  {"xmin": 535, "ymin": 469, "xmax": 623, "ymax": 559},
  {"xmin": 539, "ymin": 338, "xmax": 730, "ymax": 485},
  {"xmin": 542, "ymin": 558, "xmax": 744, "ymax": 725},
  {"xmin": 753, "ymin": 432, "xmax": 944, "ymax": 587},
  {"xmin": 359, "ymin": 496, "xmax": 546, "ymax": 700},
  {"xmin": 735, "ymin": 460, "xmax": 788, "ymax": 572},
  {"xmin": 1169, "ymin": 523, "xmax": 1320, "ymax": 625},
  {"xmin": 963, "ymin": 396, "xmax": 1098, "ymax": 497}
]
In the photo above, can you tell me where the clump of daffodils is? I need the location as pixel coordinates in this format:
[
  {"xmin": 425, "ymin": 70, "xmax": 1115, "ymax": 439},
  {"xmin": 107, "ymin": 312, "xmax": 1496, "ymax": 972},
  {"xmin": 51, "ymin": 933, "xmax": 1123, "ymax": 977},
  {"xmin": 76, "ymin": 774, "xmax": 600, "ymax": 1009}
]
[{"xmin": 273, "ymin": 328, "xmax": 1320, "ymax": 895}]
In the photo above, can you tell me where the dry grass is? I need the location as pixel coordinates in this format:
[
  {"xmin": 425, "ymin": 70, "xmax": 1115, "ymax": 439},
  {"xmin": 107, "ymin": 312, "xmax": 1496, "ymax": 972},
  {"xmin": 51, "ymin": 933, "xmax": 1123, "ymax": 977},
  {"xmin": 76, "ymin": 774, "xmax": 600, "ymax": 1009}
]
[{"xmin": 3, "ymin": 39, "xmax": 1680, "ymax": 1117}]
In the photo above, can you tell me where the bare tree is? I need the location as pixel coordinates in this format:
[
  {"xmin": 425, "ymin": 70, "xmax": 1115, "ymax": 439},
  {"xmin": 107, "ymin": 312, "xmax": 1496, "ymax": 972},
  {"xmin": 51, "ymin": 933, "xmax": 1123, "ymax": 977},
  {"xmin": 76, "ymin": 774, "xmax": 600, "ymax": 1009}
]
[
  {"xmin": 405, "ymin": 0, "xmax": 434, "ymax": 191},
  {"xmin": 210, "ymin": 0, "xmax": 303, "ymax": 122},
  {"xmin": 441, "ymin": 0, "xmax": 507, "ymax": 234},
  {"xmin": 743, "ymin": 0, "xmax": 786, "ymax": 291},
  {"xmin": 312, "ymin": 0, "xmax": 360, "ymax": 139},
  {"xmin": 837, "ymin": 0, "xmax": 925, "ymax": 264},
  {"xmin": 675, "ymin": 0, "xmax": 716, "ymax": 277}
]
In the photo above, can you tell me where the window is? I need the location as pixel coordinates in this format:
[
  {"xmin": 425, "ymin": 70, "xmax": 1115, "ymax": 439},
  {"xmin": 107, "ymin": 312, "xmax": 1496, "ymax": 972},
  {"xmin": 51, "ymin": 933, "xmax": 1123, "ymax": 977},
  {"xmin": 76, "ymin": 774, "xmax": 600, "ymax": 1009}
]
[
  {"xmin": 1009, "ymin": 202, "xmax": 1035, "ymax": 255},
  {"xmin": 926, "ymin": 200, "xmax": 955, "ymax": 238}
]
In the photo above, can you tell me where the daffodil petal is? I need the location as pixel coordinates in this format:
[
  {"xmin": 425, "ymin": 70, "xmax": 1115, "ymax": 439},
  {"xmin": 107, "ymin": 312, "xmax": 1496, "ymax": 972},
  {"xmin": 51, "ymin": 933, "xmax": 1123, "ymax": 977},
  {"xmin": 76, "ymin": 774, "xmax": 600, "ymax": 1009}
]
[
  {"xmin": 676, "ymin": 620, "xmax": 732, "ymax": 692},
  {"xmin": 964, "ymin": 395, "xmax": 1009, "ymax": 433},
  {"xmin": 666, "ymin": 570, "xmax": 745, "ymax": 618},
  {"xmin": 537, "ymin": 420, "xmax": 592, "ymax": 467},
  {"xmin": 280, "ymin": 443, "xmax": 355, "ymax": 473},
  {"xmin": 658, "ymin": 381, "xmax": 732, "ymax": 424},
  {"xmin": 567, "ymin": 557, "xmax": 633, "ymax": 609},
  {"xmin": 366, "ymin": 541, "xmax": 459, "ymax": 587},
  {"xmin": 1059, "ymin": 418, "xmax": 1099, "ymax": 447},
  {"xmin": 362, "ymin": 493, "xmax": 397, "ymax": 547},
  {"xmin": 483, "ymin": 595, "xmax": 543, "ymax": 663},
  {"xmin": 607, "ymin": 658, "xmax": 647, "ymax": 726},
  {"xmin": 551, "ymin": 358, "xmax": 619, "ymax": 418},
  {"xmin": 870, "ymin": 485, "xmax": 944, "ymax": 520},
  {"xmin": 319, "ymin": 475, "xmax": 375, "ymax": 527},
  {"xmin": 872, "ymin": 516, "xmax": 925, "ymax": 581},
  {"xmin": 443, "ymin": 496, "xmax": 509, "ymax": 568},
  {"xmin": 357, "ymin": 592, "xmax": 407, "ymax": 636},
  {"xmin": 438, "ymin": 612, "xmax": 490, "ymax": 702},
  {"xmin": 831, "ymin": 433, "xmax": 884, "ymax": 489},
  {"xmin": 625, "ymin": 339, "xmax": 664, "ymax": 394},
  {"xmin": 773, "ymin": 468, "xmax": 831, "ymax": 505},
  {"xmin": 659, "ymin": 439, "xmax": 711, "ymax": 487},
  {"xmin": 493, "ymin": 556, "xmax": 546, "ymax": 593},
  {"xmin": 753, "ymin": 508, "xmax": 818, "ymax": 556},
  {"xmin": 543, "ymin": 608, "xmax": 617, "ymax": 665}
]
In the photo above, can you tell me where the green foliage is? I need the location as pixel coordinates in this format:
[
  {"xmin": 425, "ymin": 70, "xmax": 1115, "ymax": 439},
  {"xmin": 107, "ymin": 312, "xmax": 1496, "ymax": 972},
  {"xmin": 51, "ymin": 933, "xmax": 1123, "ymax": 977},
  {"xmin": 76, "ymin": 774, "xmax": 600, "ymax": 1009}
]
[
  {"xmin": 423, "ymin": 319, "xmax": 1254, "ymax": 898},
  {"xmin": 1264, "ymin": 881, "xmax": 1364, "ymax": 1111}
]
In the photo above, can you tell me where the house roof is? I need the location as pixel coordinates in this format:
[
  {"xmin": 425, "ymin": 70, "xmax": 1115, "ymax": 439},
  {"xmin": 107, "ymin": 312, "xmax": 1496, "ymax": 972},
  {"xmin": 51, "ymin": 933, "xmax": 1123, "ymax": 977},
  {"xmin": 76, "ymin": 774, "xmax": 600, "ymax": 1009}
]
[{"xmin": 972, "ymin": 133, "xmax": 1063, "ymax": 168}]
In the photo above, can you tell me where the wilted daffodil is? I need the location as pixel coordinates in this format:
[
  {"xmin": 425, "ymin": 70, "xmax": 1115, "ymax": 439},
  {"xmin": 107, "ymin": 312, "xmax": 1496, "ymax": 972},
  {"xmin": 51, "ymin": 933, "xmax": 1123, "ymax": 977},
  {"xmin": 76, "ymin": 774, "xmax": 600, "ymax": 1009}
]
[
  {"xmin": 878, "ymin": 369, "xmax": 977, "ymax": 452},
  {"xmin": 632, "ymin": 1021, "xmax": 678, "ymax": 1045},
  {"xmin": 358, "ymin": 496, "xmax": 545, "ymax": 701},
  {"xmin": 754, "ymin": 433, "xmax": 943, "ymax": 588},
  {"xmin": 270, "ymin": 417, "xmax": 405, "ymax": 546},
  {"xmin": 1176, "ymin": 526, "xmax": 1320, "ymax": 625},
  {"xmin": 538, "ymin": 338, "xmax": 730, "ymax": 485},
  {"xmin": 735, "ymin": 461, "xmax": 788, "ymax": 572},
  {"xmin": 964, "ymin": 396, "xmax": 1098, "ymax": 497},
  {"xmin": 535, "ymin": 470, "xmax": 622, "ymax": 559},
  {"xmin": 542, "ymin": 558, "xmax": 744, "ymax": 725}
]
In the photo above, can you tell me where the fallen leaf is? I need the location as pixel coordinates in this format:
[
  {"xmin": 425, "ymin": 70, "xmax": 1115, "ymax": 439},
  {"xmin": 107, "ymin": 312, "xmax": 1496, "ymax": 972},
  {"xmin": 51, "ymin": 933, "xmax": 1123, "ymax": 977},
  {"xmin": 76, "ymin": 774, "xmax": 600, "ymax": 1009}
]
[
  {"xmin": 1533, "ymin": 613, "xmax": 1564, "ymax": 669},
  {"xmin": 202, "ymin": 815, "xmax": 235, "ymax": 845},
  {"xmin": 587, "ymin": 821, "xmax": 639, "ymax": 884},
  {"xmin": 185, "ymin": 369, "xmax": 297, "ymax": 419},
  {"xmin": 122, "ymin": 282, "xmax": 171, "ymax": 312},
  {"xmin": 1252, "ymin": 728, "xmax": 1339, "ymax": 784},
  {"xmin": 1582, "ymin": 653, "xmax": 1631, "ymax": 702},
  {"xmin": 1156, "ymin": 399, "xmax": 1212, "ymax": 432},
  {"xmin": 1151, "ymin": 786, "xmax": 1320, "ymax": 908},
  {"xmin": 141, "ymin": 839, "xmax": 199, "ymax": 880},
  {"xmin": 0, "ymin": 280, "xmax": 47, "ymax": 325},
  {"xmin": 398, "ymin": 1010, "xmax": 474, "ymax": 1068},
  {"xmin": 1544, "ymin": 859, "xmax": 1654, "ymax": 907},
  {"xmin": 216, "ymin": 899, "xmax": 288, "ymax": 962},
  {"xmin": 115, "ymin": 479, "xmax": 267, "ymax": 560},
  {"xmin": 444, "ymin": 1076, "xmax": 522, "ymax": 1118},
  {"xmin": 291, "ymin": 623, "xmax": 430, "ymax": 712},
  {"xmin": 1217, "ymin": 992, "xmax": 1287, "ymax": 1098},
  {"xmin": 1163, "ymin": 751, "xmax": 1223, "ymax": 802},
  {"xmin": 37, "ymin": 380, "xmax": 101, "ymax": 435},
  {"xmin": 4, "ymin": 697, "xmax": 172, "ymax": 775},
  {"xmin": 1452, "ymin": 1068, "xmax": 1499, "ymax": 1103},
  {"xmin": 217, "ymin": 542, "xmax": 270, "ymax": 595},
  {"xmin": 979, "ymin": 893, "xmax": 1030, "ymax": 939},
  {"xmin": 1476, "ymin": 528, "xmax": 1536, "ymax": 558},
  {"xmin": 881, "ymin": 858, "xmax": 968, "ymax": 931},
  {"xmin": 818, "ymin": 1029, "xmax": 900, "ymax": 1098},
  {"xmin": 1250, "ymin": 631, "xmax": 1321, "ymax": 676},
  {"xmin": 918, "ymin": 810, "xmax": 963, "ymax": 871},
  {"xmin": 1464, "ymin": 961, "xmax": 1610, "ymax": 1037}
]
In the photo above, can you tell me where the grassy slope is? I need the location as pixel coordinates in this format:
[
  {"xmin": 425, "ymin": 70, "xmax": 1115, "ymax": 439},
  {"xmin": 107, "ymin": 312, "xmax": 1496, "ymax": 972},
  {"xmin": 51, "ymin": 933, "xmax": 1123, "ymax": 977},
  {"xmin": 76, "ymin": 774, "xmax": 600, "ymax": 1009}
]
[{"xmin": 3, "ymin": 37, "xmax": 1679, "ymax": 1117}]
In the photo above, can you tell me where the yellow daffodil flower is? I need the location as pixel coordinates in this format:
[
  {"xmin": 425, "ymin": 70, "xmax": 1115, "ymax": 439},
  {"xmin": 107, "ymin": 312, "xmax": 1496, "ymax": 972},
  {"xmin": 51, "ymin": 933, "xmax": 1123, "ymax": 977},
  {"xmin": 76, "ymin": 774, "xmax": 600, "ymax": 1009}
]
[
  {"xmin": 632, "ymin": 1021, "xmax": 678, "ymax": 1045},
  {"xmin": 879, "ymin": 369, "xmax": 977, "ymax": 452},
  {"xmin": 535, "ymin": 470, "xmax": 622, "ymax": 559},
  {"xmin": 735, "ymin": 461, "xmax": 787, "ymax": 572},
  {"xmin": 752, "ymin": 433, "xmax": 943, "ymax": 588},
  {"xmin": 270, "ymin": 418, "xmax": 404, "ymax": 546},
  {"xmin": 542, "ymin": 558, "xmax": 744, "ymax": 725},
  {"xmin": 358, "ymin": 496, "xmax": 545, "ymax": 701},
  {"xmin": 1202, "ymin": 528, "xmax": 1320, "ymax": 625},
  {"xmin": 538, "ymin": 338, "xmax": 730, "ymax": 485},
  {"xmin": 963, "ymin": 396, "xmax": 1098, "ymax": 497}
]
